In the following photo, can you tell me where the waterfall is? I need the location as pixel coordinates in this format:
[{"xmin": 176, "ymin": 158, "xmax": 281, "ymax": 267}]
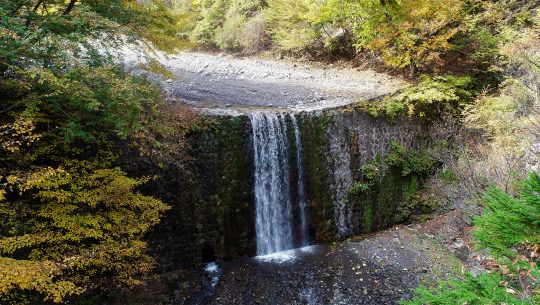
[
  {"xmin": 291, "ymin": 116, "xmax": 309, "ymax": 246},
  {"xmin": 251, "ymin": 113, "xmax": 294, "ymax": 255}
]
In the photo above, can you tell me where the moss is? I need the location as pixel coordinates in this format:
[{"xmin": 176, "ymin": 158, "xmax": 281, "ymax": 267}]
[
  {"xmin": 148, "ymin": 115, "xmax": 255, "ymax": 268},
  {"xmin": 197, "ymin": 115, "xmax": 255, "ymax": 260},
  {"xmin": 404, "ymin": 175, "xmax": 420, "ymax": 202},
  {"xmin": 361, "ymin": 202, "xmax": 374, "ymax": 233},
  {"xmin": 348, "ymin": 166, "xmax": 422, "ymax": 233},
  {"xmin": 299, "ymin": 114, "xmax": 336, "ymax": 241}
]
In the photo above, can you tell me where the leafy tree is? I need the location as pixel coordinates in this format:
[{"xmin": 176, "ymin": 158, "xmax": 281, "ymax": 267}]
[
  {"xmin": 349, "ymin": 0, "xmax": 464, "ymax": 71},
  {"xmin": 0, "ymin": 0, "xmax": 188, "ymax": 303},
  {"xmin": 0, "ymin": 166, "xmax": 169, "ymax": 304},
  {"xmin": 189, "ymin": 0, "xmax": 266, "ymax": 50},
  {"xmin": 186, "ymin": 0, "xmax": 507, "ymax": 72},
  {"xmin": 265, "ymin": 0, "xmax": 319, "ymax": 53}
]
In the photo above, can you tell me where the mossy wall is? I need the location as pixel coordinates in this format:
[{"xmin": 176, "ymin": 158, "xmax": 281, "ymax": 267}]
[
  {"xmin": 141, "ymin": 116, "xmax": 255, "ymax": 269},
  {"xmin": 297, "ymin": 107, "xmax": 423, "ymax": 241},
  {"xmin": 298, "ymin": 113, "xmax": 335, "ymax": 242}
]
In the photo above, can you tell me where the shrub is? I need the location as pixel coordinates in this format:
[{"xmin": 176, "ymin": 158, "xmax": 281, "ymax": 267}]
[
  {"xmin": 190, "ymin": 0, "xmax": 267, "ymax": 50},
  {"xmin": 215, "ymin": 13, "xmax": 247, "ymax": 49},
  {"xmin": 404, "ymin": 272, "xmax": 530, "ymax": 305},
  {"xmin": 239, "ymin": 12, "xmax": 269, "ymax": 53},
  {"xmin": 474, "ymin": 172, "xmax": 540, "ymax": 257},
  {"xmin": 386, "ymin": 142, "xmax": 438, "ymax": 177},
  {"xmin": 404, "ymin": 173, "xmax": 540, "ymax": 304},
  {"xmin": 366, "ymin": 75, "xmax": 474, "ymax": 119},
  {"xmin": 463, "ymin": 94, "xmax": 519, "ymax": 141},
  {"xmin": 349, "ymin": 182, "xmax": 371, "ymax": 195}
]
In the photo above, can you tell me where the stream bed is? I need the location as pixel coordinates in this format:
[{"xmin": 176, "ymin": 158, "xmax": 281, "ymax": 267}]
[
  {"xmin": 116, "ymin": 210, "xmax": 466, "ymax": 305},
  {"xmin": 176, "ymin": 213, "xmax": 464, "ymax": 305}
]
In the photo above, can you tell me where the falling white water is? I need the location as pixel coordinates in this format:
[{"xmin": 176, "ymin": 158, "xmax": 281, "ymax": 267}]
[
  {"xmin": 251, "ymin": 113, "xmax": 294, "ymax": 255},
  {"xmin": 291, "ymin": 116, "xmax": 309, "ymax": 246}
]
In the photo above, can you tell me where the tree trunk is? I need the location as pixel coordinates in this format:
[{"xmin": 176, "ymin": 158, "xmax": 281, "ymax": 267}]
[
  {"xmin": 63, "ymin": 0, "xmax": 77, "ymax": 15},
  {"xmin": 33, "ymin": 0, "xmax": 44, "ymax": 12},
  {"xmin": 26, "ymin": 0, "xmax": 45, "ymax": 26}
]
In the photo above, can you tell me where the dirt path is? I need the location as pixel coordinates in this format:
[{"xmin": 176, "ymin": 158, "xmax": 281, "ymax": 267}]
[{"xmin": 132, "ymin": 52, "xmax": 406, "ymax": 113}]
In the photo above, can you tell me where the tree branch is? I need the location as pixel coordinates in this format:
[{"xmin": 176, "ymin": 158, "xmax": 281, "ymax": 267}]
[{"xmin": 525, "ymin": 56, "xmax": 540, "ymax": 71}]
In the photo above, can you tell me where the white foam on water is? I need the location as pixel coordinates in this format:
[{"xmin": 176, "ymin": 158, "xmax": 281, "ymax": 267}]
[
  {"xmin": 204, "ymin": 262, "xmax": 220, "ymax": 288},
  {"xmin": 255, "ymin": 246, "xmax": 316, "ymax": 263},
  {"xmin": 298, "ymin": 245, "xmax": 317, "ymax": 253},
  {"xmin": 205, "ymin": 262, "xmax": 218, "ymax": 273},
  {"xmin": 256, "ymin": 250, "xmax": 297, "ymax": 263}
]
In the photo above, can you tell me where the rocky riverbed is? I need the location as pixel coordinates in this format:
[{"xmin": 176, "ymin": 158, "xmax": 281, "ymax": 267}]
[
  {"xmin": 126, "ymin": 51, "xmax": 406, "ymax": 112},
  {"xmin": 117, "ymin": 211, "xmax": 469, "ymax": 305}
]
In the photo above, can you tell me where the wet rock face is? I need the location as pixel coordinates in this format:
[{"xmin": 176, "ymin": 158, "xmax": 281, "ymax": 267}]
[
  {"xmin": 300, "ymin": 109, "xmax": 423, "ymax": 242},
  {"xmin": 146, "ymin": 116, "xmax": 256, "ymax": 269},
  {"xmin": 148, "ymin": 108, "xmax": 424, "ymax": 268}
]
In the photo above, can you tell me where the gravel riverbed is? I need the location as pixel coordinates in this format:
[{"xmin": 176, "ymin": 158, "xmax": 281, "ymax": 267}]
[{"xmin": 129, "ymin": 51, "xmax": 406, "ymax": 112}]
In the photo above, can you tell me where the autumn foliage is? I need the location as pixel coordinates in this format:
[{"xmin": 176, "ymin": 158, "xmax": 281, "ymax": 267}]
[{"xmin": 0, "ymin": 0, "xmax": 188, "ymax": 303}]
